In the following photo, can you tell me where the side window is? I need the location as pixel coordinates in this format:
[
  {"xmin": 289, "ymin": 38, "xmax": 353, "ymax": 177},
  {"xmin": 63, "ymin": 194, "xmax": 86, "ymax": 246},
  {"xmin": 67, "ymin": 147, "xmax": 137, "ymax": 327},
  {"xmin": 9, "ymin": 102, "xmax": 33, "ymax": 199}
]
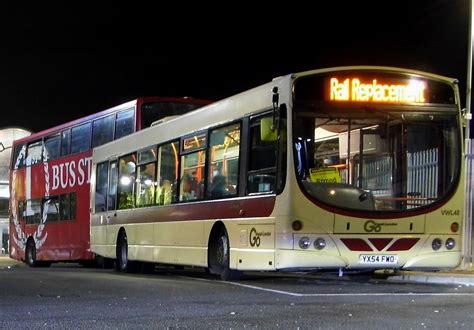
[
  {"xmin": 59, "ymin": 192, "xmax": 76, "ymax": 221},
  {"xmin": 71, "ymin": 122, "xmax": 92, "ymax": 154},
  {"xmin": 115, "ymin": 108, "xmax": 135, "ymax": 140},
  {"xmin": 180, "ymin": 133, "xmax": 206, "ymax": 202},
  {"xmin": 61, "ymin": 129, "xmax": 71, "ymax": 156},
  {"xmin": 156, "ymin": 141, "xmax": 178, "ymax": 205},
  {"xmin": 26, "ymin": 141, "xmax": 43, "ymax": 166},
  {"xmin": 18, "ymin": 201, "xmax": 25, "ymax": 221},
  {"xmin": 25, "ymin": 199, "xmax": 42, "ymax": 224},
  {"xmin": 207, "ymin": 123, "xmax": 241, "ymax": 199},
  {"xmin": 44, "ymin": 134, "xmax": 61, "ymax": 161},
  {"xmin": 92, "ymin": 115, "xmax": 115, "ymax": 148},
  {"xmin": 136, "ymin": 146, "xmax": 157, "ymax": 207},
  {"xmin": 95, "ymin": 162, "xmax": 109, "ymax": 212},
  {"xmin": 117, "ymin": 154, "xmax": 136, "ymax": 209},
  {"xmin": 247, "ymin": 115, "xmax": 277, "ymax": 194},
  {"xmin": 108, "ymin": 161, "xmax": 118, "ymax": 211},
  {"xmin": 44, "ymin": 196, "xmax": 60, "ymax": 222},
  {"xmin": 11, "ymin": 144, "xmax": 26, "ymax": 170}
]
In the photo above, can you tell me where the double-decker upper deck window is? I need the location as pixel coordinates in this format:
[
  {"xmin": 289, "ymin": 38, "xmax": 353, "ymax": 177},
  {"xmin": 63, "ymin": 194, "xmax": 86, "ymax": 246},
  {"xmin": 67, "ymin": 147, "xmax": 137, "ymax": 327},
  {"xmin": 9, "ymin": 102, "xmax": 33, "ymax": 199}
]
[
  {"xmin": 71, "ymin": 122, "xmax": 92, "ymax": 154},
  {"xmin": 44, "ymin": 134, "xmax": 61, "ymax": 161},
  {"xmin": 26, "ymin": 141, "xmax": 43, "ymax": 166},
  {"xmin": 61, "ymin": 129, "xmax": 71, "ymax": 156},
  {"xmin": 92, "ymin": 114, "xmax": 115, "ymax": 148},
  {"xmin": 11, "ymin": 143, "xmax": 26, "ymax": 169},
  {"xmin": 115, "ymin": 108, "xmax": 135, "ymax": 140}
]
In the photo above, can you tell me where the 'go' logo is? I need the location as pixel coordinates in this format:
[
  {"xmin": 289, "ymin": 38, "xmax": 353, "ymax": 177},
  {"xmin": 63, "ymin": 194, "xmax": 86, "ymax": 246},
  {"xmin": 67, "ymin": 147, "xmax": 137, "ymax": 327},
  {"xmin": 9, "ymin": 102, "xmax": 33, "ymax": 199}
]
[
  {"xmin": 249, "ymin": 228, "xmax": 261, "ymax": 247},
  {"xmin": 364, "ymin": 220, "xmax": 382, "ymax": 233}
]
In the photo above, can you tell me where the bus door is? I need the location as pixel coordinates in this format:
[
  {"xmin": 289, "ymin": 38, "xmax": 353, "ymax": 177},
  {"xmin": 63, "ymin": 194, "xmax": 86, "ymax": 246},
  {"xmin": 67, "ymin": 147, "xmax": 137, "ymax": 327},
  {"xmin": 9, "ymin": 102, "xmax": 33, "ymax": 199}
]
[{"xmin": 94, "ymin": 160, "xmax": 118, "ymax": 245}]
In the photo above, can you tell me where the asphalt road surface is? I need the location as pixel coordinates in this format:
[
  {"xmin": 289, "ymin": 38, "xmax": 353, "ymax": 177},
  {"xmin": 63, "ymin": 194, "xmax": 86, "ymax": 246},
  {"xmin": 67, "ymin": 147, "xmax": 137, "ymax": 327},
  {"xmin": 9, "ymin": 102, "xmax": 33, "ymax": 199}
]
[{"xmin": 1, "ymin": 264, "xmax": 474, "ymax": 329}]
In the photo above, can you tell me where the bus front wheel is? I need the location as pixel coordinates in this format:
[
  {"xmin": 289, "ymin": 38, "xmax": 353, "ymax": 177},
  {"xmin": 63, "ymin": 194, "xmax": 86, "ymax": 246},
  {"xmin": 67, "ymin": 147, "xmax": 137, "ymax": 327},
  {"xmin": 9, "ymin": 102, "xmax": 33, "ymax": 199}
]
[
  {"xmin": 116, "ymin": 231, "xmax": 139, "ymax": 273},
  {"xmin": 25, "ymin": 239, "xmax": 37, "ymax": 267},
  {"xmin": 208, "ymin": 226, "xmax": 242, "ymax": 281}
]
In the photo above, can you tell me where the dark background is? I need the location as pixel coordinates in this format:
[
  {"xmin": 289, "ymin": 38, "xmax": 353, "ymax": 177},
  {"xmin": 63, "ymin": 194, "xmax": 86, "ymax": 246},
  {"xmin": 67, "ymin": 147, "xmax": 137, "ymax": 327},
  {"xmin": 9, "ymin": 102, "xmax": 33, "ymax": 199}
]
[{"xmin": 1, "ymin": 1, "xmax": 470, "ymax": 133}]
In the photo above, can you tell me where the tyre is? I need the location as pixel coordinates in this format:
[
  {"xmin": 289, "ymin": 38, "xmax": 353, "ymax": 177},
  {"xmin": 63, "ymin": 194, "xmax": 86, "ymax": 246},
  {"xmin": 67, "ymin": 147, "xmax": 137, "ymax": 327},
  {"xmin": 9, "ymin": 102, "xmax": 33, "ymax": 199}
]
[
  {"xmin": 208, "ymin": 226, "xmax": 242, "ymax": 281},
  {"xmin": 25, "ymin": 239, "xmax": 37, "ymax": 267},
  {"xmin": 116, "ymin": 231, "xmax": 139, "ymax": 273}
]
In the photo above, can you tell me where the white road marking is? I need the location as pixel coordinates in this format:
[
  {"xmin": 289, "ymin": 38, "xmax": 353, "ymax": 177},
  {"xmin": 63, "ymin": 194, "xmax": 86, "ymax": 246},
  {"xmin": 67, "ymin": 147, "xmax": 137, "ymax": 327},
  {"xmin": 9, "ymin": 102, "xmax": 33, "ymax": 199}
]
[{"xmin": 180, "ymin": 276, "xmax": 474, "ymax": 297}]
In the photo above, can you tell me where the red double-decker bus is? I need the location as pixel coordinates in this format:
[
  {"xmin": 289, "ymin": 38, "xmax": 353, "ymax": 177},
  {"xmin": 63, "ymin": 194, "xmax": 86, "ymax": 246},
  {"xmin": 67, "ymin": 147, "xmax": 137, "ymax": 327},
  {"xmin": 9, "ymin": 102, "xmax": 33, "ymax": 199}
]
[{"xmin": 9, "ymin": 96, "xmax": 211, "ymax": 266}]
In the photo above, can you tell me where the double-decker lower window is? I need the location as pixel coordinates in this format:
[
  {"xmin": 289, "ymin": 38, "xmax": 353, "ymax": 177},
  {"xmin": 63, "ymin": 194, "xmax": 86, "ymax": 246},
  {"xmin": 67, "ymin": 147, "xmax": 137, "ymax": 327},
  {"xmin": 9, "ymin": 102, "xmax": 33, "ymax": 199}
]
[{"xmin": 22, "ymin": 192, "xmax": 76, "ymax": 224}]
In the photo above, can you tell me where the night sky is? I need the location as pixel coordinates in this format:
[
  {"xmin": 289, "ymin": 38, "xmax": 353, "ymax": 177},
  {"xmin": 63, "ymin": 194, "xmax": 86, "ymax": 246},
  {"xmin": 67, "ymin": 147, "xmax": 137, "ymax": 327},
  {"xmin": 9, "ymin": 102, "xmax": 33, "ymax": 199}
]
[{"xmin": 1, "ymin": 1, "xmax": 471, "ymax": 133}]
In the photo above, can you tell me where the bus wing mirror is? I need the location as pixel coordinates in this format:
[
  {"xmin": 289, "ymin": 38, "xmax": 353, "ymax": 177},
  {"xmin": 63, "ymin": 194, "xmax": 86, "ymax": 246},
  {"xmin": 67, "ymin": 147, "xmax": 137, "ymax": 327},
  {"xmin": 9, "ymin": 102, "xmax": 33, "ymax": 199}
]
[{"xmin": 261, "ymin": 117, "xmax": 278, "ymax": 142}]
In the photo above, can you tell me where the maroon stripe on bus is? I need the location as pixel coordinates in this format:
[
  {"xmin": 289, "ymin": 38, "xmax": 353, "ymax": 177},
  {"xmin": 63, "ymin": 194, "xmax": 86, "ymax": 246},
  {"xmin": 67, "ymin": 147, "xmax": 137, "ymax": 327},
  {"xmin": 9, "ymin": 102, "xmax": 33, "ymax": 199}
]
[
  {"xmin": 340, "ymin": 238, "xmax": 373, "ymax": 251},
  {"xmin": 93, "ymin": 196, "xmax": 276, "ymax": 226},
  {"xmin": 387, "ymin": 238, "xmax": 419, "ymax": 251},
  {"xmin": 368, "ymin": 238, "xmax": 393, "ymax": 251}
]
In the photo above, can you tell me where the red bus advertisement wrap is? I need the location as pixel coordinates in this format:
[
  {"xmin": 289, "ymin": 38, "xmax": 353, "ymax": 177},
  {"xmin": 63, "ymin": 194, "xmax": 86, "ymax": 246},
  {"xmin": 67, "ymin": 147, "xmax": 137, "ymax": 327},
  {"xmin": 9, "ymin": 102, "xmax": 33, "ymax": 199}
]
[
  {"xmin": 9, "ymin": 96, "xmax": 212, "ymax": 266},
  {"xmin": 11, "ymin": 151, "xmax": 92, "ymax": 262}
]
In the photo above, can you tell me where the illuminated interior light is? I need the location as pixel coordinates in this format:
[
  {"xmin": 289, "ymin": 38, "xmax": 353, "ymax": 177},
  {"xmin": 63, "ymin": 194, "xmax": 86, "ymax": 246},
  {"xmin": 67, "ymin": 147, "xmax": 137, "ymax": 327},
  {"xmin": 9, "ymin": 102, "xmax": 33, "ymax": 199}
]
[
  {"xmin": 120, "ymin": 176, "xmax": 131, "ymax": 186},
  {"xmin": 144, "ymin": 179, "xmax": 153, "ymax": 186}
]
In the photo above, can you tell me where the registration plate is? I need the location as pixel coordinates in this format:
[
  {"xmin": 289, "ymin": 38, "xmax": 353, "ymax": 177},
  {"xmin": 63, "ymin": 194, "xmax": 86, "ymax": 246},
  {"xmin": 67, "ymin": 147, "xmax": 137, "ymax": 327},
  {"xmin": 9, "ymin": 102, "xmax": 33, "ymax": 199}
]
[{"xmin": 359, "ymin": 254, "xmax": 398, "ymax": 265}]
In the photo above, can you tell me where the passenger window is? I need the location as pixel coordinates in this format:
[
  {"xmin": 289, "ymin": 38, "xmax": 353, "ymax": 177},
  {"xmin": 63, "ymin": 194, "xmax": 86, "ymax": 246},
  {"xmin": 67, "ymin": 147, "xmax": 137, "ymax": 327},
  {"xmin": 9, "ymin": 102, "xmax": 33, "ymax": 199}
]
[
  {"xmin": 115, "ymin": 108, "xmax": 135, "ymax": 140},
  {"xmin": 108, "ymin": 161, "xmax": 118, "ymax": 211},
  {"xmin": 61, "ymin": 129, "xmax": 71, "ymax": 156},
  {"xmin": 44, "ymin": 134, "xmax": 61, "ymax": 161},
  {"xmin": 180, "ymin": 134, "xmax": 206, "ymax": 202},
  {"xmin": 136, "ymin": 147, "xmax": 157, "ymax": 208},
  {"xmin": 26, "ymin": 141, "xmax": 43, "ymax": 166},
  {"xmin": 207, "ymin": 123, "xmax": 241, "ymax": 198},
  {"xmin": 117, "ymin": 154, "xmax": 136, "ymax": 209},
  {"xmin": 44, "ymin": 196, "xmax": 60, "ymax": 222},
  {"xmin": 95, "ymin": 162, "xmax": 109, "ymax": 212},
  {"xmin": 25, "ymin": 199, "xmax": 42, "ymax": 224},
  {"xmin": 156, "ymin": 141, "xmax": 178, "ymax": 205},
  {"xmin": 71, "ymin": 122, "xmax": 92, "ymax": 154},
  {"xmin": 92, "ymin": 115, "xmax": 115, "ymax": 147},
  {"xmin": 12, "ymin": 144, "xmax": 26, "ymax": 170}
]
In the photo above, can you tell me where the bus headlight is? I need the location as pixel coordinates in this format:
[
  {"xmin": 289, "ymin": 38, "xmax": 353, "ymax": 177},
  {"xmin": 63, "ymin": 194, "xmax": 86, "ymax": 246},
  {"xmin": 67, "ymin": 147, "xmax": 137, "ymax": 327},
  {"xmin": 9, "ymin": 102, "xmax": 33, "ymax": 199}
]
[
  {"xmin": 432, "ymin": 238, "xmax": 442, "ymax": 251},
  {"xmin": 298, "ymin": 237, "xmax": 311, "ymax": 249},
  {"xmin": 314, "ymin": 238, "xmax": 326, "ymax": 250},
  {"xmin": 445, "ymin": 238, "xmax": 456, "ymax": 250}
]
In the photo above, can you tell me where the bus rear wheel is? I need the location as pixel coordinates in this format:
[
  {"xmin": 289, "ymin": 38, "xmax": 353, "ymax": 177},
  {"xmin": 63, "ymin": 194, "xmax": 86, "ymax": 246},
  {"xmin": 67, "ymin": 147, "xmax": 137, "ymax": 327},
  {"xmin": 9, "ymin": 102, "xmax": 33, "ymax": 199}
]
[
  {"xmin": 116, "ymin": 231, "xmax": 139, "ymax": 273},
  {"xmin": 209, "ymin": 226, "xmax": 242, "ymax": 281}
]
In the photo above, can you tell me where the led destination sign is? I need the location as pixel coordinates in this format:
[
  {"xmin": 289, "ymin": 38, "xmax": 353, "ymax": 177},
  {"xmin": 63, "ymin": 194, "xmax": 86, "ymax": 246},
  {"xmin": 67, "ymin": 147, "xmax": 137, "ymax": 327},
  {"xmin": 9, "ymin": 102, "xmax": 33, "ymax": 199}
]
[{"xmin": 329, "ymin": 77, "xmax": 426, "ymax": 104}]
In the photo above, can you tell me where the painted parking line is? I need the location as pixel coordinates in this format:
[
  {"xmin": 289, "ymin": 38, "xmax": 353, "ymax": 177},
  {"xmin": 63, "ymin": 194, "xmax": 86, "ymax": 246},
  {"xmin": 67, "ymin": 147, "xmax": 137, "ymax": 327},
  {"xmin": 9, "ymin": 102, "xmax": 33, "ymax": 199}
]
[
  {"xmin": 181, "ymin": 276, "xmax": 474, "ymax": 297},
  {"xmin": 224, "ymin": 281, "xmax": 474, "ymax": 297}
]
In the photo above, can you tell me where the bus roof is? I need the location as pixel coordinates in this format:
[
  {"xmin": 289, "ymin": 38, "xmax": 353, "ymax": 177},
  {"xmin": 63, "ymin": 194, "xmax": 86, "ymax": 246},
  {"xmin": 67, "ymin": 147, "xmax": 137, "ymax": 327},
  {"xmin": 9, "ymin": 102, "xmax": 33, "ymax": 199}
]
[
  {"xmin": 291, "ymin": 66, "xmax": 458, "ymax": 85},
  {"xmin": 12, "ymin": 96, "xmax": 212, "ymax": 146}
]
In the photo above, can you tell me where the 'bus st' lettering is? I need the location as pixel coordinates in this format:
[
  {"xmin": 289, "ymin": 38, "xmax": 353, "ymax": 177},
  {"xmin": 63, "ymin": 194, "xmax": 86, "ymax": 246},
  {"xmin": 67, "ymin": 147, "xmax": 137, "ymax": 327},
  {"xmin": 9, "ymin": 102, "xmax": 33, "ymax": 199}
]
[{"xmin": 51, "ymin": 157, "xmax": 92, "ymax": 190}]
